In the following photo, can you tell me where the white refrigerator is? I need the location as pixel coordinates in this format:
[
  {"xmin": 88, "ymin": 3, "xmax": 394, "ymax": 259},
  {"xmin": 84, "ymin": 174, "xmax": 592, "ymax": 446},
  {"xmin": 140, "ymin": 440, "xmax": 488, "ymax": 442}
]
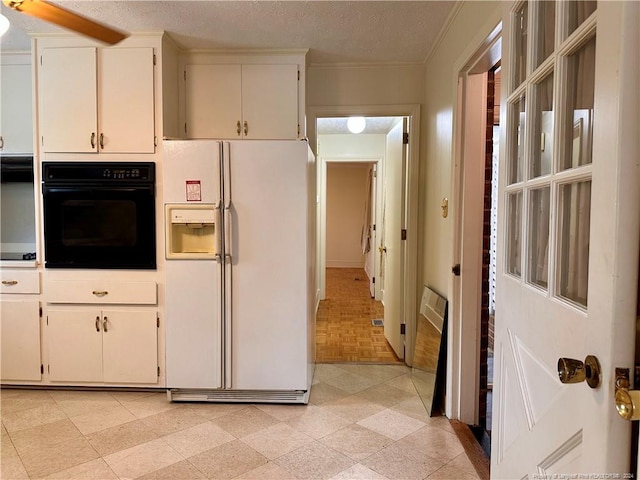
[{"xmin": 163, "ymin": 140, "xmax": 316, "ymax": 403}]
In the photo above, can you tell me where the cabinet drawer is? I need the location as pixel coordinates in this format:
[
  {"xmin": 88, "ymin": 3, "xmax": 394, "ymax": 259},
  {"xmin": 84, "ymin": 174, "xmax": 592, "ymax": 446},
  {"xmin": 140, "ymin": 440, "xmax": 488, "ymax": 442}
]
[
  {"xmin": 0, "ymin": 270, "xmax": 40, "ymax": 294},
  {"xmin": 47, "ymin": 280, "xmax": 157, "ymax": 305}
]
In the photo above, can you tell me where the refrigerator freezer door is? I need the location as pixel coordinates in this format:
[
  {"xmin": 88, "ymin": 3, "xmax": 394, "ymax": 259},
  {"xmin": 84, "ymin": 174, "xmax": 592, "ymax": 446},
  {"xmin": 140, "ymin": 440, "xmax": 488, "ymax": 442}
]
[{"xmin": 224, "ymin": 141, "xmax": 310, "ymax": 390}]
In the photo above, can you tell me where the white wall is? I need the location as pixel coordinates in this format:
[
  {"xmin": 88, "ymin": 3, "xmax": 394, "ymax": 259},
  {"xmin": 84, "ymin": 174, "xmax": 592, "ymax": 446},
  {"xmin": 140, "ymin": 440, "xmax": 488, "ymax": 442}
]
[{"xmin": 326, "ymin": 163, "xmax": 369, "ymax": 268}]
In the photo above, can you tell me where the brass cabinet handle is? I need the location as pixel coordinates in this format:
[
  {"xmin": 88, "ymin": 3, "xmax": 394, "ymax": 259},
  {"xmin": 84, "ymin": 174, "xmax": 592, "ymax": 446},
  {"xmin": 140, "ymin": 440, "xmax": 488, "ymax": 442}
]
[
  {"xmin": 236, "ymin": 121, "xmax": 241, "ymax": 136},
  {"xmin": 102, "ymin": 316, "xmax": 108, "ymax": 333},
  {"xmin": 92, "ymin": 290, "xmax": 108, "ymax": 297},
  {"xmin": 243, "ymin": 121, "xmax": 248, "ymax": 136},
  {"xmin": 557, "ymin": 355, "xmax": 601, "ymax": 389},
  {"xmin": 99, "ymin": 133, "xmax": 104, "ymax": 149},
  {"xmin": 95, "ymin": 316, "xmax": 100, "ymax": 332},
  {"xmin": 91, "ymin": 132, "xmax": 96, "ymax": 148},
  {"xmin": 0, "ymin": 135, "xmax": 4, "ymax": 150},
  {"xmin": 2, "ymin": 280, "xmax": 18, "ymax": 286}
]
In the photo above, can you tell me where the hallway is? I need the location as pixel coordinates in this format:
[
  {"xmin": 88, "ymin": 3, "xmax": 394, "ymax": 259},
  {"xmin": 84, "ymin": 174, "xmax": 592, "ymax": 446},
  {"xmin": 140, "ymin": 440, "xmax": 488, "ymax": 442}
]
[
  {"xmin": 0, "ymin": 364, "xmax": 482, "ymax": 479},
  {"xmin": 316, "ymin": 268, "xmax": 401, "ymax": 364}
]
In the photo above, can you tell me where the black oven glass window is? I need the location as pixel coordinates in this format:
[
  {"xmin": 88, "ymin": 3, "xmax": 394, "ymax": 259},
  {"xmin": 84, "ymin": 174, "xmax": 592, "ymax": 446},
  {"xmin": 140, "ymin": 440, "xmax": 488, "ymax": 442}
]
[{"xmin": 61, "ymin": 200, "xmax": 137, "ymax": 247}]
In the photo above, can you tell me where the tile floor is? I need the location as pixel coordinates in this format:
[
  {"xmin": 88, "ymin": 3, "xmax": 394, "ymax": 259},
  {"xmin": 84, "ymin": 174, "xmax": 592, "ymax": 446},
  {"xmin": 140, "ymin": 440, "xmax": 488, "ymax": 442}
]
[{"xmin": 0, "ymin": 364, "xmax": 481, "ymax": 480}]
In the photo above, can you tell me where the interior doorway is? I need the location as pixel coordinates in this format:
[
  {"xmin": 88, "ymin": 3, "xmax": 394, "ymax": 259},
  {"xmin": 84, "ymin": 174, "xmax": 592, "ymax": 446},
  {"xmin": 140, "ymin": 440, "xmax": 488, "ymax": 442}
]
[{"xmin": 312, "ymin": 111, "xmax": 418, "ymax": 364}]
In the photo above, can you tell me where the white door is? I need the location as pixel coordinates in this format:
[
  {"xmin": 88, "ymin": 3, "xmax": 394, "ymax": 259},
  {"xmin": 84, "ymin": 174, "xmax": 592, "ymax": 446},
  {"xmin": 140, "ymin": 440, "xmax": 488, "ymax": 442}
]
[
  {"xmin": 492, "ymin": 2, "xmax": 639, "ymax": 478},
  {"xmin": 0, "ymin": 62, "xmax": 33, "ymax": 154},
  {"xmin": 0, "ymin": 301, "xmax": 41, "ymax": 381},
  {"xmin": 382, "ymin": 120, "xmax": 405, "ymax": 359}
]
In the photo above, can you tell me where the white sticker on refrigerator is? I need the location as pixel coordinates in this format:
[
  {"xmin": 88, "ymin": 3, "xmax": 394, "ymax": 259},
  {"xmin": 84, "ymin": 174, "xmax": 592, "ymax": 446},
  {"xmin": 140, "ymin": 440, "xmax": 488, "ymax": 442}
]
[{"xmin": 186, "ymin": 180, "xmax": 202, "ymax": 202}]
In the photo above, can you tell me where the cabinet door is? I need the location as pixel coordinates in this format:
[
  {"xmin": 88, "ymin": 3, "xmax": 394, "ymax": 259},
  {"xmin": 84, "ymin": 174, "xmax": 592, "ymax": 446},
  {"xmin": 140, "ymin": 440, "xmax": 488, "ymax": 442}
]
[
  {"xmin": 102, "ymin": 310, "xmax": 157, "ymax": 384},
  {"xmin": 0, "ymin": 301, "xmax": 41, "ymax": 381},
  {"xmin": 185, "ymin": 64, "xmax": 242, "ymax": 139},
  {"xmin": 0, "ymin": 63, "xmax": 33, "ymax": 154},
  {"xmin": 242, "ymin": 64, "xmax": 298, "ymax": 139},
  {"xmin": 40, "ymin": 48, "xmax": 98, "ymax": 153},
  {"xmin": 48, "ymin": 309, "xmax": 102, "ymax": 382},
  {"xmin": 99, "ymin": 48, "xmax": 155, "ymax": 153}
]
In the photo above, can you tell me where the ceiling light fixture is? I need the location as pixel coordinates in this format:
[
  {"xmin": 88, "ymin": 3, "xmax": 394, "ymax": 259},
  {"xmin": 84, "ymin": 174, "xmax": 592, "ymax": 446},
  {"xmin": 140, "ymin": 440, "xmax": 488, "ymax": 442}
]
[
  {"xmin": 347, "ymin": 116, "xmax": 366, "ymax": 134},
  {"xmin": 0, "ymin": 14, "xmax": 10, "ymax": 37}
]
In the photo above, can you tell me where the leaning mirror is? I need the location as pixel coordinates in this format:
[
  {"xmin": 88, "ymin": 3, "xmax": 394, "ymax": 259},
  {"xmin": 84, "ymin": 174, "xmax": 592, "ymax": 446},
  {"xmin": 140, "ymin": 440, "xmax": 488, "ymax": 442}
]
[{"xmin": 411, "ymin": 286, "xmax": 447, "ymax": 416}]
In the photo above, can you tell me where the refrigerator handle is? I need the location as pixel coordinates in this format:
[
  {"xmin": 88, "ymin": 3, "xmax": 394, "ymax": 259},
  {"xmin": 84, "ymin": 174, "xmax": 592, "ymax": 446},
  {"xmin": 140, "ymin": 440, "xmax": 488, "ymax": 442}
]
[
  {"xmin": 224, "ymin": 208, "xmax": 232, "ymax": 261},
  {"xmin": 223, "ymin": 142, "xmax": 232, "ymax": 209},
  {"xmin": 214, "ymin": 205, "xmax": 222, "ymax": 261}
]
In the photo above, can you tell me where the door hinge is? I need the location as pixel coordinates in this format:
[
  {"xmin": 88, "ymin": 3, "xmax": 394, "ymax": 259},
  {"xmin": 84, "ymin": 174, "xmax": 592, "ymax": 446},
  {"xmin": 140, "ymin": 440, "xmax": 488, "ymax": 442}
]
[
  {"xmin": 298, "ymin": 124, "xmax": 301, "ymax": 136},
  {"xmin": 373, "ymin": 224, "xmax": 376, "ymax": 231},
  {"xmin": 401, "ymin": 229, "xmax": 407, "ymax": 240},
  {"xmin": 47, "ymin": 365, "xmax": 50, "ymax": 373},
  {"xmin": 157, "ymin": 316, "xmax": 160, "ymax": 328},
  {"xmin": 403, "ymin": 132, "xmax": 409, "ymax": 144},
  {"xmin": 154, "ymin": 136, "xmax": 158, "ymax": 147},
  {"xmin": 39, "ymin": 307, "xmax": 43, "ymax": 317},
  {"xmin": 184, "ymin": 123, "xmax": 187, "ymax": 134},
  {"xmin": 372, "ymin": 277, "xmax": 375, "ymax": 284},
  {"xmin": 184, "ymin": 70, "xmax": 187, "ymax": 81},
  {"xmin": 46, "ymin": 316, "xmax": 48, "ymax": 326},
  {"xmin": 153, "ymin": 54, "xmax": 157, "ymax": 66},
  {"xmin": 40, "ymin": 364, "xmax": 44, "ymax": 374},
  {"xmin": 297, "ymin": 70, "xmax": 300, "ymax": 81},
  {"xmin": 157, "ymin": 366, "xmax": 160, "ymax": 377},
  {"xmin": 400, "ymin": 324, "xmax": 406, "ymax": 335},
  {"xmin": 452, "ymin": 264, "xmax": 461, "ymax": 276}
]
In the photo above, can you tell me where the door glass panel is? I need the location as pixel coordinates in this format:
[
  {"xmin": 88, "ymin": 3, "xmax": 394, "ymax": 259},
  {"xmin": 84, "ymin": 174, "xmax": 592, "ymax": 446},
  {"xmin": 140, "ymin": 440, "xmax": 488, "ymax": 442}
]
[
  {"xmin": 513, "ymin": 3, "xmax": 528, "ymax": 89},
  {"xmin": 531, "ymin": 73, "xmax": 554, "ymax": 178},
  {"xmin": 567, "ymin": 1, "xmax": 597, "ymax": 37},
  {"xmin": 507, "ymin": 191, "xmax": 523, "ymax": 277},
  {"xmin": 561, "ymin": 36, "xmax": 596, "ymax": 171},
  {"xmin": 557, "ymin": 181, "xmax": 591, "ymax": 307},
  {"xmin": 527, "ymin": 187, "xmax": 550, "ymax": 289},
  {"xmin": 508, "ymin": 96, "xmax": 526, "ymax": 184},
  {"xmin": 534, "ymin": 1, "xmax": 555, "ymax": 69}
]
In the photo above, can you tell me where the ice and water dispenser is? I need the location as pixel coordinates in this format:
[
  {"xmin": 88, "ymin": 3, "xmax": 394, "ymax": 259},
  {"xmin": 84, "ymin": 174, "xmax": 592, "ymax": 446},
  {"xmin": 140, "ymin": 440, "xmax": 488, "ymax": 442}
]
[{"xmin": 165, "ymin": 204, "xmax": 218, "ymax": 259}]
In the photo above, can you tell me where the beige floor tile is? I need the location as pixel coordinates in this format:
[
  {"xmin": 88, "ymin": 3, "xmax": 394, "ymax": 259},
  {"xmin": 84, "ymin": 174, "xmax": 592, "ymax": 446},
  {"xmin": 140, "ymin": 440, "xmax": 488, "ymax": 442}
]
[
  {"xmin": 335, "ymin": 364, "xmax": 410, "ymax": 383},
  {"xmin": 0, "ymin": 390, "xmax": 56, "ymax": 415},
  {"xmin": 426, "ymin": 452, "xmax": 481, "ymax": 479},
  {"xmin": 18, "ymin": 436, "xmax": 100, "ymax": 478},
  {"xmin": 184, "ymin": 402, "xmax": 247, "ymax": 420},
  {"xmin": 11, "ymin": 419, "xmax": 83, "ymax": 453},
  {"xmin": 140, "ymin": 407, "xmax": 209, "ymax": 436},
  {"xmin": 254, "ymin": 403, "xmax": 309, "ymax": 421},
  {"xmin": 120, "ymin": 393, "xmax": 178, "ymax": 419},
  {"xmin": 47, "ymin": 390, "xmax": 115, "ymax": 402},
  {"xmin": 1, "ymin": 428, "xmax": 17, "ymax": 458},
  {"xmin": 314, "ymin": 364, "xmax": 355, "ymax": 382},
  {"xmin": 241, "ymin": 423, "xmax": 314, "ymax": 460},
  {"xmin": 330, "ymin": 463, "xmax": 390, "ymax": 480},
  {"xmin": 162, "ymin": 422, "xmax": 234, "ymax": 457},
  {"xmin": 43, "ymin": 458, "xmax": 118, "ymax": 479},
  {"xmin": 234, "ymin": 461, "xmax": 301, "ymax": 480},
  {"xmin": 321, "ymin": 395, "xmax": 385, "ymax": 422},
  {"xmin": 319, "ymin": 424, "xmax": 393, "ymax": 461},
  {"xmin": 286, "ymin": 405, "xmax": 352, "ymax": 440},
  {"xmin": 1, "ymin": 404, "xmax": 67, "ymax": 433},
  {"xmin": 274, "ymin": 440, "xmax": 355, "ymax": 480},
  {"xmin": 69, "ymin": 403, "xmax": 137, "ymax": 435},
  {"xmin": 321, "ymin": 372, "xmax": 381, "ymax": 394},
  {"xmin": 389, "ymin": 396, "xmax": 432, "ymax": 422},
  {"xmin": 110, "ymin": 390, "xmax": 160, "ymax": 403},
  {"xmin": 210, "ymin": 406, "xmax": 279, "ymax": 438},
  {"xmin": 361, "ymin": 442, "xmax": 444, "ymax": 480},
  {"xmin": 385, "ymin": 374, "xmax": 420, "ymax": 394},
  {"xmin": 134, "ymin": 459, "xmax": 207, "ymax": 480},
  {"xmin": 51, "ymin": 392, "xmax": 122, "ymax": 417},
  {"xmin": 0, "ymin": 454, "xmax": 29, "ymax": 479},
  {"xmin": 85, "ymin": 419, "xmax": 159, "ymax": 456},
  {"xmin": 357, "ymin": 409, "xmax": 426, "ymax": 441},
  {"xmin": 396, "ymin": 425, "xmax": 465, "ymax": 462},
  {"xmin": 103, "ymin": 438, "xmax": 183, "ymax": 480},
  {"xmin": 186, "ymin": 439, "xmax": 267, "ymax": 480},
  {"xmin": 354, "ymin": 383, "xmax": 417, "ymax": 408},
  {"xmin": 308, "ymin": 382, "xmax": 351, "ymax": 405}
]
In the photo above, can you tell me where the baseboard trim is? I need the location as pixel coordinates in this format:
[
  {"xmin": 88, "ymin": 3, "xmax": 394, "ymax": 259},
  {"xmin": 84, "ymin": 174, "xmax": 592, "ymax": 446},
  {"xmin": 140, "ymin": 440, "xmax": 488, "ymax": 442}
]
[{"xmin": 449, "ymin": 420, "xmax": 490, "ymax": 480}]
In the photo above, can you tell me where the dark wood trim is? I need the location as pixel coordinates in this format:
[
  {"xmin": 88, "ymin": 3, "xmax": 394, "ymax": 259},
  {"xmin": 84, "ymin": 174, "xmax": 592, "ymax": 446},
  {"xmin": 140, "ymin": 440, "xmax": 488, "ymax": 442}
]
[{"xmin": 450, "ymin": 420, "xmax": 490, "ymax": 480}]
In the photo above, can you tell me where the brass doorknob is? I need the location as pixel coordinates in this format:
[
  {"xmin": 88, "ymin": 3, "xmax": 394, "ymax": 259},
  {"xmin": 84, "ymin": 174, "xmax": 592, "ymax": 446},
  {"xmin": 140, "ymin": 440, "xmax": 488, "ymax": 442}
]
[
  {"xmin": 378, "ymin": 246, "xmax": 387, "ymax": 254},
  {"xmin": 557, "ymin": 355, "xmax": 601, "ymax": 389},
  {"xmin": 614, "ymin": 368, "xmax": 640, "ymax": 421}
]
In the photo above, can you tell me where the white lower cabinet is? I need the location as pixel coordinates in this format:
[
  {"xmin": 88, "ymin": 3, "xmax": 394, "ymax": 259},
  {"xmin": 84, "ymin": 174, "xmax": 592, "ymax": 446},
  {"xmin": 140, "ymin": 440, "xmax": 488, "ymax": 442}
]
[
  {"xmin": 0, "ymin": 300, "xmax": 42, "ymax": 381},
  {"xmin": 48, "ymin": 308, "xmax": 158, "ymax": 384}
]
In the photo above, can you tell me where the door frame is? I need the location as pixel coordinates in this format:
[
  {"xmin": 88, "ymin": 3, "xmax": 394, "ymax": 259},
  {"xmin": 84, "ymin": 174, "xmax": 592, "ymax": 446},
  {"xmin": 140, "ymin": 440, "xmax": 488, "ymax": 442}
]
[
  {"xmin": 319, "ymin": 158, "xmax": 382, "ymax": 300},
  {"xmin": 308, "ymin": 104, "xmax": 420, "ymax": 366},
  {"xmin": 449, "ymin": 13, "xmax": 502, "ymax": 423}
]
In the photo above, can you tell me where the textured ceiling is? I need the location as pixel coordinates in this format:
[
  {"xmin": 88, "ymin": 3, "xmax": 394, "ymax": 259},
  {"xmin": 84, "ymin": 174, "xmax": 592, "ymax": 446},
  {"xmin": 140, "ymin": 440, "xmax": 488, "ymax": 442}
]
[
  {"xmin": 317, "ymin": 116, "xmax": 400, "ymax": 135},
  {"xmin": 0, "ymin": 1, "xmax": 456, "ymax": 65}
]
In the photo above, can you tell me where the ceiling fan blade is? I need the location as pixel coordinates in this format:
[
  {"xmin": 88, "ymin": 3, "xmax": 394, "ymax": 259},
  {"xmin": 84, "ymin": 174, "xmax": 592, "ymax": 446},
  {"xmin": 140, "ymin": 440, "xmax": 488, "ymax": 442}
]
[{"xmin": 3, "ymin": 0, "xmax": 128, "ymax": 45}]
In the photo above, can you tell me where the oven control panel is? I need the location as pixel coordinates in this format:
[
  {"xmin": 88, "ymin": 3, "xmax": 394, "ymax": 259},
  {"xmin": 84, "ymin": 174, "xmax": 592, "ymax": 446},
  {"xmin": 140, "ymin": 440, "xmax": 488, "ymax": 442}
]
[{"xmin": 43, "ymin": 162, "xmax": 155, "ymax": 183}]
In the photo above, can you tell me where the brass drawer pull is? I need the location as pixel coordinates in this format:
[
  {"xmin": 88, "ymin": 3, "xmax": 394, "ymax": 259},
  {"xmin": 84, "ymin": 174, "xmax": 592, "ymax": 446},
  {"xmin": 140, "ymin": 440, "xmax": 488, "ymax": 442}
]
[
  {"xmin": 92, "ymin": 290, "xmax": 108, "ymax": 297},
  {"xmin": 102, "ymin": 316, "xmax": 108, "ymax": 333},
  {"xmin": 2, "ymin": 280, "xmax": 18, "ymax": 286},
  {"xmin": 95, "ymin": 316, "xmax": 100, "ymax": 332}
]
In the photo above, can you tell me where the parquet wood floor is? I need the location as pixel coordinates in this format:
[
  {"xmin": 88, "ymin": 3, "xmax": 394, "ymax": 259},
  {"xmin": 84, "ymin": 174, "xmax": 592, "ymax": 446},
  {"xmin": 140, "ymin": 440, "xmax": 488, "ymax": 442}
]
[{"xmin": 315, "ymin": 267, "xmax": 402, "ymax": 363}]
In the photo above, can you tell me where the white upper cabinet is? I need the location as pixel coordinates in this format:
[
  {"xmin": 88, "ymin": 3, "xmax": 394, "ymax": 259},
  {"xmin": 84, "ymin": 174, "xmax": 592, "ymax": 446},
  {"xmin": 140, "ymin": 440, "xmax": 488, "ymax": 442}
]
[
  {"xmin": 185, "ymin": 63, "xmax": 299, "ymax": 139},
  {"xmin": 0, "ymin": 58, "xmax": 34, "ymax": 154},
  {"xmin": 39, "ymin": 46, "xmax": 155, "ymax": 154}
]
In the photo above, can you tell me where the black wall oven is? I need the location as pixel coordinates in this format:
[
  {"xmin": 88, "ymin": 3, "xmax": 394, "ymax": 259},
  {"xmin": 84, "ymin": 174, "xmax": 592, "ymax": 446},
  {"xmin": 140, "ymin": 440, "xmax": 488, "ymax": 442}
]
[{"xmin": 42, "ymin": 162, "xmax": 156, "ymax": 269}]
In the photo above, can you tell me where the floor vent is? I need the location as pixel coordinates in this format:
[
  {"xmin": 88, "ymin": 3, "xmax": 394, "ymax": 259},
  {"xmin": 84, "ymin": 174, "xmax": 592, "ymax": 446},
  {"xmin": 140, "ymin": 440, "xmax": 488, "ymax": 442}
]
[{"xmin": 371, "ymin": 318, "xmax": 384, "ymax": 327}]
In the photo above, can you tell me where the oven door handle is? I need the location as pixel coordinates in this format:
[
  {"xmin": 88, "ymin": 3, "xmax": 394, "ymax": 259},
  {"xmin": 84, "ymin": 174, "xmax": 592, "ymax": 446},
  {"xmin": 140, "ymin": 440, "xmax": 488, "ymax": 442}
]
[{"xmin": 43, "ymin": 185, "xmax": 154, "ymax": 195}]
